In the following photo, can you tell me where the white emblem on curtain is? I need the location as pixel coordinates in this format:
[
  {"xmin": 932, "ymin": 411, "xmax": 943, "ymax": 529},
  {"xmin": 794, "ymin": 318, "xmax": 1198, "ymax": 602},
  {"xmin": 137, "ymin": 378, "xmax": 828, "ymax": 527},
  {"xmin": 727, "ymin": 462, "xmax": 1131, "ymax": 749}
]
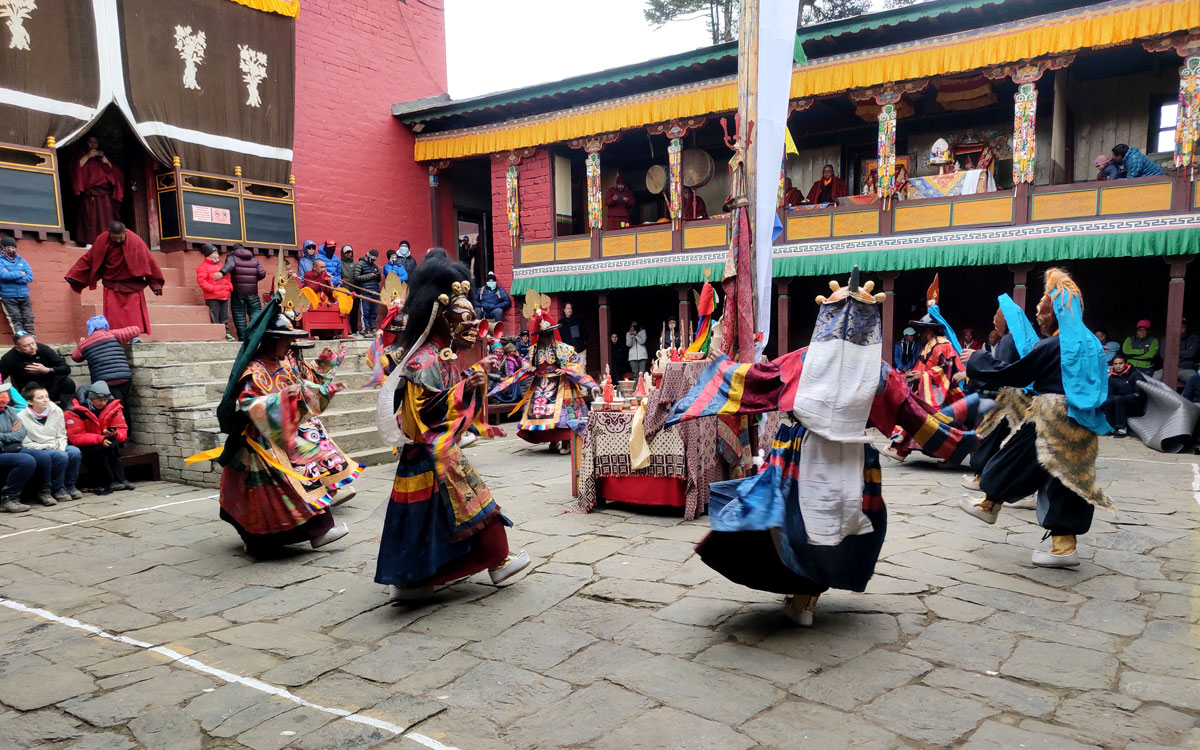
[
  {"xmin": 237, "ymin": 44, "xmax": 268, "ymax": 108},
  {"xmin": 1, "ymin": 0, "xmax": 37, "ymax": 51},
  {"xmin": 173, "ymin": 25, "xmax": 206, "ymax": 90}
]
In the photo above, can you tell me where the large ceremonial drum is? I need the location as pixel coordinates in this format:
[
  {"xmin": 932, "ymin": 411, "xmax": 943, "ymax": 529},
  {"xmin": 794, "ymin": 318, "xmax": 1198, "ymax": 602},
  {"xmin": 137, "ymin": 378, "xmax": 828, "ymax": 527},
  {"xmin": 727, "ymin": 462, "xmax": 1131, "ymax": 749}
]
[
  {"xmin": 681, "ymin": 149, "xmax": 714, "ymax": 188},
  {"xmin": 645, "ymin": 165, "xmax": 667, "ymax": 195}
]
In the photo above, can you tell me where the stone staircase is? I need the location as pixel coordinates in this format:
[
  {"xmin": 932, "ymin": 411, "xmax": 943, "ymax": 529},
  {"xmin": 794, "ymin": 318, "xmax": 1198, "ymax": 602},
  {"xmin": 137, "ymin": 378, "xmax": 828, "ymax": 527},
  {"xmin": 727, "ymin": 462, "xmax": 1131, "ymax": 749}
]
[
  {"xmin": 76, "ymin": 257, "xmax": 230, "ymax": 342},
  {"xmin": 126, "ymin": 338, "xmax": 392, "ymax": 488}
]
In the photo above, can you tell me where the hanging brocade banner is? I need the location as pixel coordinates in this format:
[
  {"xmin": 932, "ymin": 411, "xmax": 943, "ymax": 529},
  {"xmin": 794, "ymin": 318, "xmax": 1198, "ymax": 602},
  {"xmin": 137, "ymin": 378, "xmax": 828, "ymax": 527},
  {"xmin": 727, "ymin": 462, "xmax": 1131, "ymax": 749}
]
[
  {"xmin": 1175, "ymin": 56, "xmax": 1200, "ymax": 171},
  {"xmin": 877, "ymin": 104, "xmax": 897, "ymax": 199},
  {"xmin": 668, "ymin": 138, "xmax": 683, "ymax": 221},
  {"xmin": 586, "ymin": 152, "xmax": 602, "ymax": 229},
  {"xmin": 1012, "ymin": 82, "xmax": 1038, "ymax": 184},
  {"xmin": 506, "ymin": 165, "xmax": 521, "ymax": 249}
]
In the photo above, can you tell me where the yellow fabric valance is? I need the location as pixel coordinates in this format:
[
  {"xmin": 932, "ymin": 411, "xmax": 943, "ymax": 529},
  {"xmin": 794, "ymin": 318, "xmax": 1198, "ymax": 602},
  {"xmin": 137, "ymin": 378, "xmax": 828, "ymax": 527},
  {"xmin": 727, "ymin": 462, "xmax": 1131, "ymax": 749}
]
[
  {"xmin": 414, "ymin": 0, "xmax": 1198, "ymax": 161},
  {"xmin": 224, "ymin": 0, "xmax": 299, "ymax": 17}
]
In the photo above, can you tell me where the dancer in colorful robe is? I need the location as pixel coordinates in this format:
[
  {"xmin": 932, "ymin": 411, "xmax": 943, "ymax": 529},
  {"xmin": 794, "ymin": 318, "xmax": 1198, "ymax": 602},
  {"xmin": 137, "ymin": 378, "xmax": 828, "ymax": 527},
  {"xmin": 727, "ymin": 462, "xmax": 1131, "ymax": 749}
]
[
  {"xmin": 492, "ymin": 292, "xmax": 597, "ymax": 455},
  {"xmin": 960, "ymin": 268, "xmax": 1113, "ymax": 568},
  {"xmin": 668, "ymin": 275, "xmax": 974, "ymax": 626},
  {"xmin": 375, "ymin": 257, "xmax": 530, "ymax": 600},
  {"xmin": 207, "ymin": 302, "xmax": 359, "ymax": 556}
]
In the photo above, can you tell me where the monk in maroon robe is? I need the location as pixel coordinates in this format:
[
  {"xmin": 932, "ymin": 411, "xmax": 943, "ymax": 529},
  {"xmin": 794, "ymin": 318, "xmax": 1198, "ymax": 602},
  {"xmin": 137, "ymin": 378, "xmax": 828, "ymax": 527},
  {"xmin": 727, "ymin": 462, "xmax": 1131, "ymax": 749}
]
[
  {"xmin": 805, "ymin": 164, "xmax": 849, "ymax": 205},
  {"xmin": 71, "ymin": 137, "xmax": 125, "ymax": 246},
  {"xmin": 66, "ymin": 222, "xmax": 164, "ymax": 334},
  {"xmin": 605, "ymin": 176, "xmax": 635, "ymax": 229},
  {"xmin": 782, "ymin": 178, "xmax": 805, "ymax": 207}
]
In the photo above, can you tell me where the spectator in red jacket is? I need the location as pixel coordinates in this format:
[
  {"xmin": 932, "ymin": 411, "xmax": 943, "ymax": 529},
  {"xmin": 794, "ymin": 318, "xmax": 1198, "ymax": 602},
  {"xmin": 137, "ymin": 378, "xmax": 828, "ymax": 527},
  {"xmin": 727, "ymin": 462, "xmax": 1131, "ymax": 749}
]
[
  {"xmin": 64, "ymin": 381, "xmax": 130, "ymax": 494},
  {"xmin": 196, "ymin": 245, "xmax": 234, "ymax": 340}
]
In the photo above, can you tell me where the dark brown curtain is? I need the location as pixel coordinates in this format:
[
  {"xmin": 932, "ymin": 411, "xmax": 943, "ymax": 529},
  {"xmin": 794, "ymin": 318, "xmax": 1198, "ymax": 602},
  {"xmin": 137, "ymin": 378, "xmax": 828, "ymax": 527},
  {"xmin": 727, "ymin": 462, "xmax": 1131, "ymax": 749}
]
[
  {"xmin": 118, "ymin": 0, "xmax": 295, "ymax": 182},
  {"xmin": 0, "ymin": 0, "xmax": 100, "ymax": 147}
]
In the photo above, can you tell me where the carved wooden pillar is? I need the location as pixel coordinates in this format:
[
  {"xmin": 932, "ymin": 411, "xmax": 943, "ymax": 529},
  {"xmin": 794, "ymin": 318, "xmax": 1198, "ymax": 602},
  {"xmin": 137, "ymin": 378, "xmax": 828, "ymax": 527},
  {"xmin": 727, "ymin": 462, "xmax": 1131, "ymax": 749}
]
[
  {"xmin": 1163, "ymin": 257, "xmax": 1191, "ymax": 388},
  {"xmin": 775, "ymin": 279, "xmax": 790, "ymax": 358},
  {"xmin": 986, "ymin": 57, "xmax": 1073, "ymax": 186},
  {"xmin": 647, "ymin": 118, "xmax": 706, "ymax": 245},
  {"xmin": 427, "ymin": 160, "xmax": 450, "ymax": 250},
  {"xmin": 1145, "ymin": 35, "xmax": 1200, "ymax": 180},
  {"xmin": 567, "ymin": 133, "xmax": 620, "ymax": 259},
  {"xmin": 676, "ymin": 285, "xmax": 690, "ymax": 337},
  {"xmin": 1010, "ymin": 263, "xmax": 1035, "ymax": 311},
  {"xmin": 880, "ymin": 272, "xmax": 898, "ymax": 358},
  {"xmin": 598, "ymin": 292, "xmax": 611, "ymax": 377}
]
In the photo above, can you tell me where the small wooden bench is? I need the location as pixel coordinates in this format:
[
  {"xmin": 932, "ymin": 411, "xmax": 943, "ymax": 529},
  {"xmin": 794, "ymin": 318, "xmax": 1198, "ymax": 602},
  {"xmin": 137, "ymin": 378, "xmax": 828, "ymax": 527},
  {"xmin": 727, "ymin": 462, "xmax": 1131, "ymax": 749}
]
[
  {"xmin": 487, "ymin": 401, "xmax": 518, "ymax": 426},
  {"xmin": 77, "ymin": 446, "xmax": 161, "ymax": 485}
]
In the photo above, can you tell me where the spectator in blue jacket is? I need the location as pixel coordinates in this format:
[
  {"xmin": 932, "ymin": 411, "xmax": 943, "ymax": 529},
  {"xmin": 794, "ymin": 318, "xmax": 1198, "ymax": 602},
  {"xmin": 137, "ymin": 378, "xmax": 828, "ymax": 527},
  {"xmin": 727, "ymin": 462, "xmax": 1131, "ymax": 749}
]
[
  {"xmin": 298, "ymin": 240, "xmax": 318, "ymax": 280},
  {"xmin": 382, "ymin": 249, "xmax": 408, "ymax": 282},
  {"xmin": 319, "ymin": 240, "xmax": 342, "ymax": 286},
  {"xmin": 893, "ymin": 327, "xmax": 919, "ymax": 371},
  {"xmin": 1111, "ymin": 143, "xmax": 1165, "ymax": 178},
  {"xmin": 0, "ymin": 237, "xmax": 34, "ymax": 336},
  {"xmin": 476, "ymin": 271, "xmax": 511, "ymax": 322}
]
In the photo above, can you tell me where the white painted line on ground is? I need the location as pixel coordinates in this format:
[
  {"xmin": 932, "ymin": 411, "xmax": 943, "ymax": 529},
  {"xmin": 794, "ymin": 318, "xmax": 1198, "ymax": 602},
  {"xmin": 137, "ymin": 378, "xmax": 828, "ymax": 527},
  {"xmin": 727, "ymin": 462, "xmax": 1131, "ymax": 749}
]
[
  {"xmin": 0, "ymin": 597, "xmax": 462, "ymax": 749},
  {"xmin": 0, "ymin": 495, "xmax": 217, "ymax": 541}
]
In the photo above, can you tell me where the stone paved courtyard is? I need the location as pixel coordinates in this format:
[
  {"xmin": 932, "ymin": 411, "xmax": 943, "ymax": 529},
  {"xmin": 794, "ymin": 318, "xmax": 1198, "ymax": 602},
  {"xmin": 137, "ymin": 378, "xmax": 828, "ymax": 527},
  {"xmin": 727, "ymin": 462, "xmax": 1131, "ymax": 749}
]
[{"xmin": 0, "ymin": 434, "xmax": 1196, "ymax": 749}]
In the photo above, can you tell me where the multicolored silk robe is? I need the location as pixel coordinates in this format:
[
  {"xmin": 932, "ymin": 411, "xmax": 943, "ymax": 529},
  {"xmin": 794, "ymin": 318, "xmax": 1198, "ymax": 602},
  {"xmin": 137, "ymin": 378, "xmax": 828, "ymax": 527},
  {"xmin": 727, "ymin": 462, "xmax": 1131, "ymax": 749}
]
[
  {"xmin": 375, "ymin": 344, "xmax": 506, "ymax": 586},
  {"xmin": 491, "ymin": 341, "xmax": 597, "ymax": 442},
  {"xmin": 219, "ymin": 350, "xmax": 360, "ymax": 535}
]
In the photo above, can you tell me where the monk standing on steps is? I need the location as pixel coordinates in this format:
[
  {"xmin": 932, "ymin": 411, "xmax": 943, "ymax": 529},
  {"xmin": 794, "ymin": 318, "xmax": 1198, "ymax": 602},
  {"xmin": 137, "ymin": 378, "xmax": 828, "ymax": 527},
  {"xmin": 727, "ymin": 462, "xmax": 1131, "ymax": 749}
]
[{"xmin": 65, "ymin": 221, "xmax": 164, "ymax": 335}]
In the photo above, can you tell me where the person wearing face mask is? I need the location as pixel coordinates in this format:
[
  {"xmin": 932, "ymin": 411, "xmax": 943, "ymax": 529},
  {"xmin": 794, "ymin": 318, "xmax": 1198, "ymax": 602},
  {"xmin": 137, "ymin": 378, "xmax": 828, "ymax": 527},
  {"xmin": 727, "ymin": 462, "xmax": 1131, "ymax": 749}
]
[
  {"xmin": 298, "ymin": 240, "xmax": 318, "ymax": 281},
  {"xmin": 0, "ymin": 383, "xmax": 38, "ymax": 512},
  {"xmin": 382, "ymin": 249, "xmax": 408, "ymax": 283},
  {"xmin": 319, "ymin": 240, "xmax": 342, "ymax": 286},
  {"xmin": 476, "ymin": 271, "xmax": 511, "ymax": 322},
  {"xmin": 18, "ymin": 384, "xmax": 82, "ymax": 504},
  {"xmin": 396, "ymin": 240, "xmax": 417, "ymax": 278},
  {"xmin": 0, "ymin": 237, "xmax": 34, "ymax": 336}
]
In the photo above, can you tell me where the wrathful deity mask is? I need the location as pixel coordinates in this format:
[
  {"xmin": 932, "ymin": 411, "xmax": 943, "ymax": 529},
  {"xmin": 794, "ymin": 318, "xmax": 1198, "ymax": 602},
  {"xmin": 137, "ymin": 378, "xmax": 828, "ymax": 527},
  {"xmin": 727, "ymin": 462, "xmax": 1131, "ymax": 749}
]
[{"xmin": 438, "ymin": 280, "xmax": 480, "ymax": 351}]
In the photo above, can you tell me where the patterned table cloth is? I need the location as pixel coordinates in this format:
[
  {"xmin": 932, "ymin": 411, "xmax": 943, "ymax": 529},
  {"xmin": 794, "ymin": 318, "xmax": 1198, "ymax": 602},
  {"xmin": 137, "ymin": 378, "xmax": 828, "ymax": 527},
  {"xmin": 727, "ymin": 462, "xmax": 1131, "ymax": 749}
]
[
  {"xmin": 574, "ymin": 410, "xmax": 687, "ymax": 514},
  {"xmin": 907, "ymin": 169, "xmax": 996, "ymax": 198}
]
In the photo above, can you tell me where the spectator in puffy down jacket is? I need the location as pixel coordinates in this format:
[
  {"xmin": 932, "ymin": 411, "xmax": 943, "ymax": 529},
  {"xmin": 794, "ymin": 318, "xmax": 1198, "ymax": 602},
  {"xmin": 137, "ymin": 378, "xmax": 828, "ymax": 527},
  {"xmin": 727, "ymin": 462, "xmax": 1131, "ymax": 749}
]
[
  {"xmin": 340, "ymin": 245, "xmax": 361, "ymax": 334},
  {"xmin": 0, "ymin": 237, "xmax": 34, "ymax": 336},
  {"xmin": 356, "ymin": 249, "xmax": 382, "ymax": 334},
  {"xmin": 71, "ymin": 314, "xmax": 139, "ymax": 433},
  {"xmin": 65, "ymin": 381, "xmax": 130, "ymax": 494},
  {"xmin": 382, "ymin": 249, "xmax": 408, "ymax": 283},
  {"xmin": 196, "ymin": 245, "xmax": 233, "ymax": 339},
  {"xmin": 298, "ymin": 240, "xmax": 318, "ymax": 280},
  {"xmin": 320, "ymin": 240, "xmax": 342, "ymax": 286},
  {"xmin": 224, "ymin": 244, "xmax": 265, "ymax": 341},
  {"xmin": 476, "ymin": 271, "xmax": 511, "ymax": 322}
]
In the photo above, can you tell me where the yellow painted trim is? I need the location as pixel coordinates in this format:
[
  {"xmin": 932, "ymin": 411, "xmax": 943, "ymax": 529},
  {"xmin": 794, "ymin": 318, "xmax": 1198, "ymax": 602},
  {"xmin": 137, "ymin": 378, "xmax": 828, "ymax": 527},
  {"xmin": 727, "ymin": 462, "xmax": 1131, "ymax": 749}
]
[
  {"xmin": 413, "ymin": 0, "xmax": 1199, "ymax": 161},
  {"xmin": 895, "ymin": 202, "xmax": 951, "ymax": 232},
  {"xmin": 683, "ymin": 223, "xmax": 727, "ymax": 249},
  {"xmin": 1031, "ymin": 190, "xmax": 1098, "ymax": 221},
  {"xmin": 555, "ymin": 238, "xmax": 591, "ymax": 260},
  {"xmin": 787, "ymin": 213, "xmax": 832, "ymax": 240},
  {"xmin": 832, "ymin": 210, "xmax": 879, "ymax": 237},
  {"xmin": 223, "ymin": 0, "xmax": 298, "ymax": 17},
  {"xmin": 637, "ymin": 230, "xmax": 673, "ymax": 254},
  {"xmin": 951, "ymin": 196, "xmax": 1014, "ymax": 226},
  {"xmin": 602, "ymin": 233, "xmax": 637, "ymax": 257},
  {"xmin": 1099, "ymin": 182, "xmax": 1172, "ymax": 215},
  {"xmin": 521, "ymin": 241, "xmax": 555, "ymax": 264}
]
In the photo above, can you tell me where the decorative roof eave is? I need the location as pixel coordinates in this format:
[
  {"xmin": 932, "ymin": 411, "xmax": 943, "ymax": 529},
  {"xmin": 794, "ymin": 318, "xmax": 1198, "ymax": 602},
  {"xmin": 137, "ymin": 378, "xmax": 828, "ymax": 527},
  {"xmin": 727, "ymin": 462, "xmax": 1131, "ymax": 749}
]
[{"xmin": 413, "ymin": 0, "xmax": 1198, "ymax": 163}]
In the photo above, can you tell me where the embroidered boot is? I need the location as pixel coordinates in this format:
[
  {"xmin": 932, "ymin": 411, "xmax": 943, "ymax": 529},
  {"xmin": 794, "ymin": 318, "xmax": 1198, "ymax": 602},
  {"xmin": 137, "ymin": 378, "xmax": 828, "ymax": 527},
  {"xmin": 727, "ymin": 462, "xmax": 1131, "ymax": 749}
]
[
  {"xmin": 783, "ymin": 594, "xmax": 819, "ymax": 628},
  {"xmin": 488, "ymin": 549, "xmax": 531, "ymax": 585},
  {"xmin": 959, "ymin": 496, "xmax": 1001, "ymax": 524},
  {"xmin": 1032, "ymin": 535, "xmax": 1080, "ymax": 568},
  {"xmin": 310, "ymin": 522, "xmax": 349, "ymax": 549}
]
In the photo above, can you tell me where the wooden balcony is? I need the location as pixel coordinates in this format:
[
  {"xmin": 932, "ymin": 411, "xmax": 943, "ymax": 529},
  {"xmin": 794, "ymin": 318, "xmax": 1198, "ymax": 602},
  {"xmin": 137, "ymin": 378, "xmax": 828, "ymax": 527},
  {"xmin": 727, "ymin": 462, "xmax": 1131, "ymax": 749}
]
[{"xmin": 514, "ymin": 175, "xmax": 1195, "ymax": 273}]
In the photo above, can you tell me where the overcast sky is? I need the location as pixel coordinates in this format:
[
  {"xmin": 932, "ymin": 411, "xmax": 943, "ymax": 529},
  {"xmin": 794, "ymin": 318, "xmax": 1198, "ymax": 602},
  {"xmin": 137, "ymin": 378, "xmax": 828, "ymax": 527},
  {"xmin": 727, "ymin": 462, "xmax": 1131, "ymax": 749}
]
[{"xmin": 444, "ymin": 0, "xmax": 715, "ymax": 99}]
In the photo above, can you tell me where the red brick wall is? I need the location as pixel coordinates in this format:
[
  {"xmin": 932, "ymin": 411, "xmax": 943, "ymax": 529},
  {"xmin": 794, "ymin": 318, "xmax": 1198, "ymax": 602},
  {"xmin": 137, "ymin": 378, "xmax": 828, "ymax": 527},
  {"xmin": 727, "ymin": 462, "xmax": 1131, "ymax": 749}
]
[
  {"xmin": 292, "ymin": 0, "xmax": 451, "ymax": 258},
  {"xmin": 490, "ymin": 149, "xmax": 555, "ymax": 333}
]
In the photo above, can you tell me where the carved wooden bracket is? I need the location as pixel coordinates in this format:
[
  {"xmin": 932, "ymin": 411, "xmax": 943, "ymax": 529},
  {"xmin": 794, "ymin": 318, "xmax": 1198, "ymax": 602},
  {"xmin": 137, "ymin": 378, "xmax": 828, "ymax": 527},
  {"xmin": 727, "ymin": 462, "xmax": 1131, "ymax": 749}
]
[
  {"xmin": 788, "ymin": 98, "xmax": 814, "ymax": 113},
  {"xmin": 1143, "ymin": 33, "xmax": 1200, "ymax": 58},
  {"xmin": 426, "ymin": 160, "xmax": 451, "ymax": 176},
  {"xmin": 984, "ymin": 55, "xmax": 1074, "ymax": 84},
  {"xmin": 850, "ymin": 80, "xmax": 928, "ymax": 105},
  {"xmin": 567, "ymin": 132, "xmax": 621, "ymax": 153},
  {"xmin": 645, "ymin": 117, "xmax": 707, "ymax": 140},
  {"xmin": 495, "ymin": 148, "xmax": 537, "ymax": 166}
]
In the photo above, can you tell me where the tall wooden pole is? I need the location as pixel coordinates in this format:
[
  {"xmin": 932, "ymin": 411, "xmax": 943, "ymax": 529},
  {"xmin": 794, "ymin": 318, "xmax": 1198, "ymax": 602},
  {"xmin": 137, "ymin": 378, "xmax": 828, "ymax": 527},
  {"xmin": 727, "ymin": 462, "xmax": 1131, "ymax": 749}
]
[{"xmin": 736, "ymin": 0, "xmax": 760, "ymax": 358}]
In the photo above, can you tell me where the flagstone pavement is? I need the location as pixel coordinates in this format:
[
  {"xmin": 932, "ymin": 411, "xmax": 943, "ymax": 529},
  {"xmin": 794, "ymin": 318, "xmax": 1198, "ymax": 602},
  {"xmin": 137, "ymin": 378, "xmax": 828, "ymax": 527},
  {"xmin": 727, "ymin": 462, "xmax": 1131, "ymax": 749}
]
[{"xmin": 0, "ymin": 434, "xmax": 1196, "ymax": 749}]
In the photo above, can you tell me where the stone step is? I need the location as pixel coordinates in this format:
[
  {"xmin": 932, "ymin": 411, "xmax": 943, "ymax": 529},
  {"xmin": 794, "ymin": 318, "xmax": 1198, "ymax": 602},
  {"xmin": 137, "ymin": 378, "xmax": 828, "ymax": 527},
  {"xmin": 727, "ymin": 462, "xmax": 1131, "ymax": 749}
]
[
  {"xmin": 141, "ymin": 338, "xmax": 374, "ymax": 364},
  {"xmin": 349, "ymin": 445, "xmax": 396, "ymax": 470},
  {"xmin": 144, "ymin": 322, "xmax": 229, "ymax": 342}
]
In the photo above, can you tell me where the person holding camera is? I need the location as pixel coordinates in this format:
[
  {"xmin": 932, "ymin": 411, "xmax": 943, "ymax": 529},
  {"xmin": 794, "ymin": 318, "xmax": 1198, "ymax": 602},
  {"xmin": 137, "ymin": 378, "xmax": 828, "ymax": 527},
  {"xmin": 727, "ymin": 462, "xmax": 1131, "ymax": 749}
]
[
  {"xmin": 626, "ymin": 320, "xmax": 648, "ymax": 375},
  {"xmin": 64, "ymin": 381, "xmax": 132, "ymax": 495}
]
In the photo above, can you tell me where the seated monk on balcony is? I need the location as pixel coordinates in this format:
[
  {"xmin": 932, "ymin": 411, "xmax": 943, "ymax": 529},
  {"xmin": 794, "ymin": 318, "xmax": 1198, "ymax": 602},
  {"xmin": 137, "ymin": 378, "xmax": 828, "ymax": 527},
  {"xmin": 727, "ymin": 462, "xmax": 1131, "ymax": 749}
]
[
  {"xmin": 682, "ymin": 187, "xmax": 708, "ymax": 220},
  {"xmin": 782, "ymin": 178, "xmax": 805, "ymax": 207},
  {"xmin": 605, "ymin": 176, "xmax": 636, "ymax": 229},
  {"xmin": 805, "ymin": 164, "xmax": 848, "ymax": 205}
]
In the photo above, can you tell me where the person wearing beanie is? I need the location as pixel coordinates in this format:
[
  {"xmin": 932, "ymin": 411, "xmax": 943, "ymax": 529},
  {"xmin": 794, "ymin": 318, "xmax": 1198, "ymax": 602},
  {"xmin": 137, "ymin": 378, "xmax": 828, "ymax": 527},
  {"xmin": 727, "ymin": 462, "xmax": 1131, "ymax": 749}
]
[
  {"xmin": 196, "ymin": 245, "xmax": 233, "ymax": 340},
  {"xmin": 0, "ymin": 237, "xmax": 34, "ymax": 336},
  {"xmin": 340, "ymin": 245, "xmax": 361, "ymax": 335},
  {"xmin": 65, "ymin": 380, "xmax": 132, "ymax": 495},
  {"xmin": 382, "ymin": 249, "xmax": 408, "ymax": 283},
  {"xmin": 476, "ymin": 271, "xmax": 511, "ymax": 322},
  {"xmin": 355, "ymin": 249, "xmax": 382, "ymax": 335},
  {"xmin": 70, "ymin": 315, "xmax": 140, "ymax": 433},
  {"xmin": 1121, "ymin": 319, "xmax": 1159, "ymax": 375},
  {"xmin": 223, "ymin": 243, "xmax": 266, "ymax": 342},
  {"xmin": 319, "ymin": 240, "xmax": 342, "ymax": 286},
  {"xmin": 396, "ymin": 240, "xmax": 417, "ymax": 277}
]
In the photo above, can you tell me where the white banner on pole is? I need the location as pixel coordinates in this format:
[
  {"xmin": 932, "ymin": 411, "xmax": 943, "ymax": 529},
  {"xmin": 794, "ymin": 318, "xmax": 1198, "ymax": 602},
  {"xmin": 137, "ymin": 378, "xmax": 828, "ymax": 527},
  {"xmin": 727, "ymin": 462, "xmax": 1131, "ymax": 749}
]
[{"xmin": 752, "ymin": 0, "xmax": 801, "ymax": 360}]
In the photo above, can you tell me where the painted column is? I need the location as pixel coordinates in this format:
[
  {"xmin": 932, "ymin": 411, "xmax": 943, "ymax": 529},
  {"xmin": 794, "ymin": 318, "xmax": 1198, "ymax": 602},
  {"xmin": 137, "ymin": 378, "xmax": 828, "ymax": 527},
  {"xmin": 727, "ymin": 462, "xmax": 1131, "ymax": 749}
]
[
  {"xmin": 1163, "ymin": 258, "xmax": 1190, "ymax": 388},
  {"xmin": 585, "ymin": 152, "xmax": 602, "ymax": 230},
  {"xmin": 429, "ymin": 167, "xmax": 443, "ymax": 248},
  {"xmin": 776, "ymin": 279, "xmax": 790, "ymax": 359},
  {"xmin": 598, "ymin": 292, "xmax": 611, "ymax": 378},
  {"xmin": 668, "ymin": 138, "xmax": 683, "ymax": 223},
  {"xmin": 876, "ymin": 103, "xmax": 897, "ymax": 199},
  {"xmin": 1012, "ymin": 83, "xmax": 1038, "ymax": 185},
  {"xmin": 505, "ymin": 164, "xmax": 520, "ymax": 254},
  {"xmin": 1175, "ymin": 56, "xmax": 1200, "ymax": 175},
  {"xmin": 1010, "ymin": 263, "xmax": 1034, "ymax": 311}
]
